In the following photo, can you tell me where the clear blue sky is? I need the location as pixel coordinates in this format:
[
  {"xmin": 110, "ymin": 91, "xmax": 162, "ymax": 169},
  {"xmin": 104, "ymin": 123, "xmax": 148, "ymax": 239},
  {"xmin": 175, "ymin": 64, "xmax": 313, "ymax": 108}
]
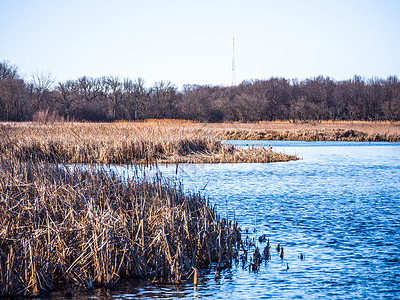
[{"xmin": 1, "ymin": 0, "xmax": 399, "ymax": 88}]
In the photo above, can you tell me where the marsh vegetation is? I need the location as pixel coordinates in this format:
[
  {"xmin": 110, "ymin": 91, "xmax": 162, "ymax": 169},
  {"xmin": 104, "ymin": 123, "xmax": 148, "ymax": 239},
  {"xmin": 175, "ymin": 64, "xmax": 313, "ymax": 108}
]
[
  {"xmin": 0, "ymin": 157, "xmax": 242, "ymax": 296},
  {"xmin": 0, "ymin": 121, "xmax": 297, "ymax": 296},
  {"xmin": 210, "ymin": 121, "xmax": 400, "ymax": 142},
  {"xmin": 0, "ymin": 121, "xmax": 297, "ymax": 165}
]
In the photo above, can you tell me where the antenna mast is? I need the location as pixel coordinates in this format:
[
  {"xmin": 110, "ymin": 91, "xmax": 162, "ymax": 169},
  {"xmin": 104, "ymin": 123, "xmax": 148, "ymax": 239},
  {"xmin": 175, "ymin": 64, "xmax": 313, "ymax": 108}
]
[{"xmin": 232, "ymin": 37, "xmax": 236, "ymax": 86}]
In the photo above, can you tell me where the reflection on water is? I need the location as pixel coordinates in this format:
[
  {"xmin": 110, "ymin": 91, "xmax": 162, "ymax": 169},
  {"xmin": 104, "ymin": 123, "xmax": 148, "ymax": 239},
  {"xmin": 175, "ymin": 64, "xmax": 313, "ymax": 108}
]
[{"xmin": 51, "ymin": 141, "xmax": 400, "ymax": 299}]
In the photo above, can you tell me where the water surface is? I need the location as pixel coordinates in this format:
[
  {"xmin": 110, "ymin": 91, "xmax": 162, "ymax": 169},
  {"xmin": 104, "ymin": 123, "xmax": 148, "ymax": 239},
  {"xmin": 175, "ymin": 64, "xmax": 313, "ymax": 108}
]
[{"xmin": 54, "ymin": 141, "xmax": 400, "ymax": 299}]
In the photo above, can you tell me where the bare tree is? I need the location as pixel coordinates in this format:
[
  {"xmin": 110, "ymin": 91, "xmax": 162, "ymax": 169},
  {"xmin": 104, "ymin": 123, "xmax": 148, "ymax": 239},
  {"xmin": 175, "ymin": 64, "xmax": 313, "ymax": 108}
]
[
  {"xmin": 0, "ymin": 61, "xmax": 29, "ymax": 121},
  {"xmin": 0, "ymin": 61, "xmax": 20, "ymax": 80},
  {"xmin": 150, "ymin": 81, "xmax": 179, "ymax": 119},
  {"xmin": 122, "ymin": 77, "xmax": 147, "ymax": 120},
  {"xmin": 102, "ymin": 76, "xmax": 122, "ymax": 120},
  {"xmin": 30, "ymin": 71, "xmax": 55, "ymax": 113},
  {"xmin": 77, "ymin": 76, "xmax": 101, "ymax": 103}
]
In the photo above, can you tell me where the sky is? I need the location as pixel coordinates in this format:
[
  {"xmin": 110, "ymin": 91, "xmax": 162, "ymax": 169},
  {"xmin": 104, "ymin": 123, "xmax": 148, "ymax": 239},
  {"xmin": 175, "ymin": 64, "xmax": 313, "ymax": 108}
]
[{"xmin": 1, "ymin": 0, "xmax": 400, "ymax": 89}]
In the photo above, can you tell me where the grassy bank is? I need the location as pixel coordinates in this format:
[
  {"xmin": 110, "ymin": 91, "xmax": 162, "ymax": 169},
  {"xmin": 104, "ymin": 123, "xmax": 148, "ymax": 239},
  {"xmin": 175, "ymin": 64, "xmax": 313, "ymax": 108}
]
[
  {"xmin": 0, "ymin": 122, "xmax": 297, "ymax": 164},
  {"xmin": 0, "ymin": 158, "xmax": 240, "ymax": 296},
  {"xmin": 202, "ymin": 120, "xmax": 400, "ymax": 142}
]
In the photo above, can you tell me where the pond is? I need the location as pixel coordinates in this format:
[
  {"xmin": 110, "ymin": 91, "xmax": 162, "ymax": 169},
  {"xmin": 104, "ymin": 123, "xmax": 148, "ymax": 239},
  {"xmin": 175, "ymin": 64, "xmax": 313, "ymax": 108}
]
[{"xmin": 51, "ymin": 141, "xmax": 400, "ymax": 299}]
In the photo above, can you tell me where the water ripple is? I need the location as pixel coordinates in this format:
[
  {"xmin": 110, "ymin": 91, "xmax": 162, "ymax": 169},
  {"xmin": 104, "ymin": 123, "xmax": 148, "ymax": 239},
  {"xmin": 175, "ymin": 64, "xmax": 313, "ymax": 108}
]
[{"xmin": 64, "ymin": 141, "xmax": 400, "ymax": 299}]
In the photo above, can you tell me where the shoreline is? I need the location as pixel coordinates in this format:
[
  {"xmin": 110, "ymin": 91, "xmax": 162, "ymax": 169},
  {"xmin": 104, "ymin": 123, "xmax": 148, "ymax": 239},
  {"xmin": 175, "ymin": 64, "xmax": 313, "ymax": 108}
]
[{"xmin": 194, "ymin": 121, "xmax": 400, "ymax": 142}]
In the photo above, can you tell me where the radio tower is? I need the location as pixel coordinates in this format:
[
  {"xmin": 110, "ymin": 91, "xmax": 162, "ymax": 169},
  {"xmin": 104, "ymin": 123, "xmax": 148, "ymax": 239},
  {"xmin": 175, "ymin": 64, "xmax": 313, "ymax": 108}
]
[{"xmin": 232, "ymin": 37, "xmax": 236, "ymax": 86}]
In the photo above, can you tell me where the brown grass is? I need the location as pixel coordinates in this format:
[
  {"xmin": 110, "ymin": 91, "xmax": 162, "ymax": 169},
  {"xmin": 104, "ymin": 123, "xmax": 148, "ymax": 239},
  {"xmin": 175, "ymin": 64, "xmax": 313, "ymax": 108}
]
[
  {"xmin": 0, "ymin": 122, "xmax": 297, "ymax": 164},
  {"xmin": 197, "ymin": 121, "xmax": 400, "ymax": 142},
  {"xmin": 0, "ymin": 157, "xmax": 241, "ymax": 296}
]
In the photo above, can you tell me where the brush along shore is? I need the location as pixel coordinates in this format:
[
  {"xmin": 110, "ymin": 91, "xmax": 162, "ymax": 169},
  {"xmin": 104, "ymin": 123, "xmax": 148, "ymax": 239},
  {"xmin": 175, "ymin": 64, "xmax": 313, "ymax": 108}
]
[
  {"xmin": 217, "ymin": 128, "xmax": 400, "ymax": 142},
  {"xmin": 200, "ymin": 120, "xmax": 400, "ymax": 142},
  {"xmin": 0, "ymin": 122, "xmax": 297, "ymax": 164},
  {"xmin": 0, "ymin": 158, "xmax": 241, "ymax": 296}
]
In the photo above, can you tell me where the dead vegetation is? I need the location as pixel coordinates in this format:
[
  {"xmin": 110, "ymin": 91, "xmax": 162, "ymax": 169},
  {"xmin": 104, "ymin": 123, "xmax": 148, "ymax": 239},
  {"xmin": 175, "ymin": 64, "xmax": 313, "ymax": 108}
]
[
  {"xmin": 0, "ymin": 121, "xmax": 299, "ymax": 297},
  {"xmin": 0, "ymin": 158, "xmax": 241, "ymax": 296},
  {"xmin": 216, "ymin": 128, "xmax": 399, "ymax": 142},
  {"xmin": 0, "ymin": 122, "xmax": 297, "ymax": 164},
  {"xmin": 199, "ymin": 121, "xmax": 400, "ymax": 142}
]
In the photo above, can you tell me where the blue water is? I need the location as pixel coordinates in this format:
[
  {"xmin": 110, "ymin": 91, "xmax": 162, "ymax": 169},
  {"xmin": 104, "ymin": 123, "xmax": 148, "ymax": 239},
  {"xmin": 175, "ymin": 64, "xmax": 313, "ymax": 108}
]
[{"xmin": 57, "ymin": 141, "xmax": 400, "ymax": 299}]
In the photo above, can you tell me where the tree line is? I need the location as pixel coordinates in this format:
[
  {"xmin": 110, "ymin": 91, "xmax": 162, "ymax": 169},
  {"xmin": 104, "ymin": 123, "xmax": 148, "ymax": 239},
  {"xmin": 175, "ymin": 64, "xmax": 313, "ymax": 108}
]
[{"xmin": 1, "ymin": 60, "xmax": 400, "ymax": 123}]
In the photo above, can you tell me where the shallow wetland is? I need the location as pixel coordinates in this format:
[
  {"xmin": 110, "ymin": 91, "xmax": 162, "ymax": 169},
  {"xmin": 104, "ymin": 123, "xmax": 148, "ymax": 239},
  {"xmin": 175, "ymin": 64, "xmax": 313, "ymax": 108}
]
[{"xmin": 1, "ymin": 122, "xmax": 399, "ymax": 299}]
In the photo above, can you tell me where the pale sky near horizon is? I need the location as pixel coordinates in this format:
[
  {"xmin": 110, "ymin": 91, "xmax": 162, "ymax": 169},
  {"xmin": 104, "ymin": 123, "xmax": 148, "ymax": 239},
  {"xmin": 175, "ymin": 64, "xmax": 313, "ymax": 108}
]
[{"xmin": 1, "ymin": 0, "xmax": 399, "ymax": 89}]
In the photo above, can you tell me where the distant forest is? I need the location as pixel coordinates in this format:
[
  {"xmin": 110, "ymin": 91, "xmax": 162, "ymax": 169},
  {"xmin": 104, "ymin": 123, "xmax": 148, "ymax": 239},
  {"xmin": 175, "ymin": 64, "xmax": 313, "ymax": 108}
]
[{"xmin": 1, "ymin": 60, "xmax": 400, "ymax": 123}]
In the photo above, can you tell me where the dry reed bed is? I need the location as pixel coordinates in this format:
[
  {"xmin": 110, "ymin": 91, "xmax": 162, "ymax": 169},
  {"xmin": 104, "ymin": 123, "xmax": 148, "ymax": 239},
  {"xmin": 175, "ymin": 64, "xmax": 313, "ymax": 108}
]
[
  {"xmin": 0, "ymin": 122, "xmax": 297, "ymax": 164},
  {"xmin": 0, "ymin": 158, "xmax": 240, "ymax": 296},
  {"xmin": 216, "ymin": 129, "xmax": 400, "ymax": 142},
  {"xmin": 217, "ymin": 128, "xmax": 400, "ymax": 142},
  {"xmin": 199, "ymin": 121, "xmax": 400, "ymax": 142}
]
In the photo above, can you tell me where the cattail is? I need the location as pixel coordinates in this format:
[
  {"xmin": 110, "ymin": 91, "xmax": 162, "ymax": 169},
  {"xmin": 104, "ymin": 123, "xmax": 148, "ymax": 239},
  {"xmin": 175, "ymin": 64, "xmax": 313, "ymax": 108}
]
[{"xmin": 0, "ymin": 158, "xmax": 241, "ymax": 296}]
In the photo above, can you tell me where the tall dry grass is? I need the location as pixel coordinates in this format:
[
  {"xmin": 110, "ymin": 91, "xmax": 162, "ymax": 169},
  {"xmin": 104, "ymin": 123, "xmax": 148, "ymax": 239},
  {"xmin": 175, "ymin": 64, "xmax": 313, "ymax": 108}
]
[
  {"xmin": 0, "ymin": 122, "xmax": 297, "ymax": 164},
  {"xmin": 199, "ymin": 121, "xmax": 400, "ymax": 142},
  {"xmin": 0, "ymin": 157, "xmax": 240, "ymax": 296}
]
